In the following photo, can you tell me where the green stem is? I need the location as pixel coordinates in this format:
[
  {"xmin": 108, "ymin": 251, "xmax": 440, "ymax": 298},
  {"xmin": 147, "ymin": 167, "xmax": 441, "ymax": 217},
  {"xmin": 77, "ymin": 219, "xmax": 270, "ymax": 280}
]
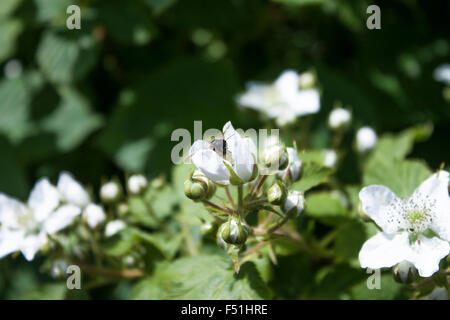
[
  {"xmin": 266, "ymin": 215, "xmax": 290, "ymax": 234},
  {"xmin": 250, "ymin": 175, "xmax": 267, "ymax": 199},
  {"xmin": 202, "ymin": 200, "xmax": 234, "ymax": 214},
  {"xmin": 238, "ymin": 185, "xmax": 244, "ymax": 218}
]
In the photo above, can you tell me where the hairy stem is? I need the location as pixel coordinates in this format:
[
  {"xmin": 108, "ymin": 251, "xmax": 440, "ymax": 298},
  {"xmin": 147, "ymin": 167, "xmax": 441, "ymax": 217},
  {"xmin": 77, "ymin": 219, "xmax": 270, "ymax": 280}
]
[{"xmin": 202, "ymin": 200, "xmax": 234, "ymax": 214}]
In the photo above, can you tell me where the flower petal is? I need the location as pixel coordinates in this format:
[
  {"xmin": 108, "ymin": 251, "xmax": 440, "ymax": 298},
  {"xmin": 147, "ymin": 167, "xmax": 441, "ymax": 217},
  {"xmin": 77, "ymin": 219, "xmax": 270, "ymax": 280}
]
[
  {"xmin": 278, "ymin": 147, "xmax": 302, "ymax": 181},
  {"xmin": 83, "ymin": 204, "xmax": 106, "ymax": 229},
  {"xmin": 27, "ymin": 178, "xmax": 60, "ymax": 222},
  {"xmin": 412, "ymin": 170, "xmax": 450, "ymax": 241},
  {"xmin": 19, "ymin": 232, "xmax": 47, "ymax": 261},
  {"xmin": 105, "ymin": 220, "xmax": 126, "ymax": 237},
  {"xmin": 189, "ymin": 140, "xmax": 210, "ymax": 157},
  {"xmin": 289, "ymin": 89, "xmax": 320, "ymax": 116},
  {"xmin": 57, "ymin": 172, "xmax": 90, "ymax": 208},
  {"xmin": 223, "ymin": 121, "xmax": 240, "ymax": 156},
  {"xmin": 0, "ymin": 230, "xmax": 23, "ymax": 259},
  {"xmin": 274, "ymin": 70, "xmax": 299, "ymax": 100},
  {"xmin": 359, "ymin": 232, "xmax": 409, "ymax": 270},
  {"xmin": 191, "ymin": 149, "xmax": 230, "ymax": 185},
  {"xmin": 0, "ymin": 193, "xmax": 25, "ymax": 227},
  {"xmin": 359, "ymin": 185, "xmax": 407, "ymax": 234},
  {"xmin": 233, "ymin": 138, "xmax": 257, "ymax": 183},
  {"xmin": 406, "ymin": 236, "xmax": 450, "ymax": 278},
  {"xmin": 236, "ymin": 82, "xmax": 270, "ymax": 111},
  {"xmin": 43, "ymin": 204, "xmax": 81, "ymax": 234}
]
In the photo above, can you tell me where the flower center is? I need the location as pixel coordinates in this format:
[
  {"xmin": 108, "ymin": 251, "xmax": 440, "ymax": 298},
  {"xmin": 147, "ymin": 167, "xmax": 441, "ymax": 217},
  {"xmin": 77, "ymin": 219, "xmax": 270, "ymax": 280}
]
[{"xmin": 402, "ymin": 192, "xmax": 436, "ymax": 234}]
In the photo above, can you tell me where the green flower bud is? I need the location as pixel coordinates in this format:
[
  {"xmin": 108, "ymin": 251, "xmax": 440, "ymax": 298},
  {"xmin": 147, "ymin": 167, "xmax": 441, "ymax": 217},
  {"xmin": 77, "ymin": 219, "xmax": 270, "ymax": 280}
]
[
  {"xmin": 117, "ymin": 202, "xmax": 129, "ymax": 217},
  {"xmin": 268, "ymin": 180, "xmax": 287, "ymax": 205},
  {"xmin": 282, "ymin": 191, "xmax": 304, "ymax": 218},
  {"xmin": 100, "ymin": 180, "xmax": 123, "ymax": 204},
  {"xmin": 184, "ymin": 179, "xmax": 207, "ymax": 201},
  {"xmin": 261, "ymin": 144, "xmax": 289, "ymax": 171},
  {"xmin": 393, "ymin": 261, "xmax": 418, "ymax": 284},
  {"xmin": 192, "ymin": 170, "xmax": 216, "ymax": 199},
  {"xmin": 220, "ymin": 216, "xmax": 249, "ymax": 246}
]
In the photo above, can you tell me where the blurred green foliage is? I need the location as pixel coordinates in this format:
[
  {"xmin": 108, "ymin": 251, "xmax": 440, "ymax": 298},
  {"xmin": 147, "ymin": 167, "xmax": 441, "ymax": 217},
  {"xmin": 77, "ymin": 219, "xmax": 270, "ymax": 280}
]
[{"xmin": 0, "ymin": 0, "xmax": 449, "ymax": 299}]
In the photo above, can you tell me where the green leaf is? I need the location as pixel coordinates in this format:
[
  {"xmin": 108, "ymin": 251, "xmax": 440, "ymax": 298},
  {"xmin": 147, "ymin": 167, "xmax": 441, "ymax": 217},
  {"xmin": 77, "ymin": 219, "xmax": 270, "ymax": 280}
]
[
  {"xmin": 334, "ymin": 221, "xmax": 367, "ymax": 260},
  {"xmin": 292, "ymin": 161, "xmax": 334, "ymax": 192},
  {"xmin": 134, "ymin": 230, "xmax": 182, "ymax": 260},
  {"xmin": 20, "ymin": 283, "xmax": 67, "ymax": 300},
  {"xmin": 351, "ymin": 274, "xmax": 405, "ymax": 300},
  {"xmin": 0, "ymin": 18, "xmax": 23, "ymax": 64},
  {"xmin": 0, "ymin": 71, "xmax": 44, "ymax": 143},
  {"xmin": 41, "ymin": 87, "xmax": 103, "ymax": 151},
  {"xmin": 366, "ymin": 124, "xmax": 433, "ymax": 168},
  {"xmin": 161, "ymin": 255, "xmax": 271, "ymax": 299},
  {"xmin": 363, "ymin": 159, "xmax": 432, "ymax": 199},
  {"xmin": 310, "ymin": 264, "xmax": 364, "ymax": 299},
  {"xmin": 114, "ymin": 138, "xmax": 154, "ymax": 172},
  {"xmin": 130, "ymin": 277, "xmax": 164, "ymax": 299},
  {"xmin": 104, "ymin": 228, "xmax": 182, "ymax": 261},
  {"xmin": 33, "ymin": 0, "xmax": 73, "ymax": 24},
  {"xmin": 36, "ymin": 31, "xmax": 99, "ymax": 84},
  {"xmin": 0, "ymin": 0, "xmax": 23, "ymax": 17},
  {"xmin": 305, "ymin": 191, "xmax": 348, "ymax": 224}
]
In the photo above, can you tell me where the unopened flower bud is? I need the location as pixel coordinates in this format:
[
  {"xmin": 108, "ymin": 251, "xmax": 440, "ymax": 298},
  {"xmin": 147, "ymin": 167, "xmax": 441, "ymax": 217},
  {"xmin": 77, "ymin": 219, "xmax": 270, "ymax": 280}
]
[
  {"xmin": 50, "ymin": 259, "xmax": 69, "ymax": 279},
  {"xmin": 277, "ymin": 147, "xmax": 302, "ymax": 183},
  {"xmin": 200, "ymin": 222, "xmax": 215, "ymax": 236},
  {"xmin": 100, "ymin": 181, "xmax": 122, "ymax": 203},
  {"xmin": 117, "ymin": 202, "xmax": 129, "ymax": 217},
  {"xmin": 184, "ymin": 179, "xmax": 206, "ymax": 201},
  {"xmin": 261, "ymin": 143, "xmax": 289, "ymax": 172},
  {"xmin": 82, "ymin": 203, "xmax": 106, "ymax": 229},
  {"xmin": 283, "ymin": 191, "xmax": 305, "ymax": 218},
  {"xmin": 298, "ymin": 71, "xmax": 316, "ymax": 89},
  {"xmin": 356, "ymin": 126, "xmax": 377, "ymax": 153},
  {"xmin": 393, "ymin": 261, "xmax": 418, "ymax": 284},
  {"xmin": 268, "ymin": 181, "xmax": 287, "ymax": 205},
  {"xmin": 184, "ymin": 170, "xmax": 216, "ymax": 201},
  {"xmin": 128, "ymin": 174, "xmax": 148, "ymax": 195},
  {"xmin": 323, "ymin": 149, "xmax": 338, "ymax": 168},
  {"xmin": 192, "ymin": 170, "xmax": 216, "ymax": 199},
  {"xmin": 105, "ymin": 220, "xmax": 126, "ymax": 237},
  {"xmin": 220, "ymin": 216, "xmax": 249, "ymax": 245},
  {"xmin": 328, "ymin": 108, "xmax": 351, "ymax": 130}
]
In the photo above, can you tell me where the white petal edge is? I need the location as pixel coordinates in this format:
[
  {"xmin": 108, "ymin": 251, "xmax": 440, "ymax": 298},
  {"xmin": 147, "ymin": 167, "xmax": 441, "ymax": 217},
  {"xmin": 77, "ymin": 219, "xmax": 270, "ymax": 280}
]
[
  {"xmin": 406, "ymin": 236, "xmax": 450, "ymax": 278},
  {"xmin": 0, "ymin": 230, "xmax": 23, "ymax": 259},
  {"xmin": 359, "ymin": 232, "xmax": 410, "ymax": 270},
  {"xmin": 19, "ymin": 232, "xmax": 47, "ymax": 261},
  {"xmin": 359, "ymin": 185, "xmax": 406, "ymax": 234},
  {"xmin": 412, "ymin": 171, "xmax": 450, "ymax": 241},
  {"xmin": 0, "ymin": 193, "xmax": 25, "ymax": 227},
  {"xmin": 189, "ymin": 140, "xmax": 210, "ymax": 157},
  {"xmin": 27, "ymin": 178, "xmax": 60, "ymax": 222},
  {"xmin": 57, "ymin": 172, "xmax": 90, "ymax": 208},
  {"xmin": 191, "ymin": 149, "xmax": 230, "ymax": 185},
  {"xmin": 44, "ymin": 204, "xmax": 81, "ymax": 235}
]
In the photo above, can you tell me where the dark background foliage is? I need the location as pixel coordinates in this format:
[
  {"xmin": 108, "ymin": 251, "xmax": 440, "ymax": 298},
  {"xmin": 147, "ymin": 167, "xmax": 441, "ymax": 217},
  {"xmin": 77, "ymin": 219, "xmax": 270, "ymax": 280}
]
[{"xmin": 0, "ymin": 0, "xmax": 449, "ymax": 299}]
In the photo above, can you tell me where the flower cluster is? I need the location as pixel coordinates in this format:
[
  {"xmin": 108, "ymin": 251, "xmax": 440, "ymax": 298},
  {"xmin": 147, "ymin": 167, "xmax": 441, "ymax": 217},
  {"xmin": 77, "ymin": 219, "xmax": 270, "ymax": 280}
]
[
  {"xmin": 186, "ymin": 121, "xmax": 305, "ymax": 269},
  {"xmin": 0, "ymin": 172, "xmax": 149, "ymax": 265}
]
